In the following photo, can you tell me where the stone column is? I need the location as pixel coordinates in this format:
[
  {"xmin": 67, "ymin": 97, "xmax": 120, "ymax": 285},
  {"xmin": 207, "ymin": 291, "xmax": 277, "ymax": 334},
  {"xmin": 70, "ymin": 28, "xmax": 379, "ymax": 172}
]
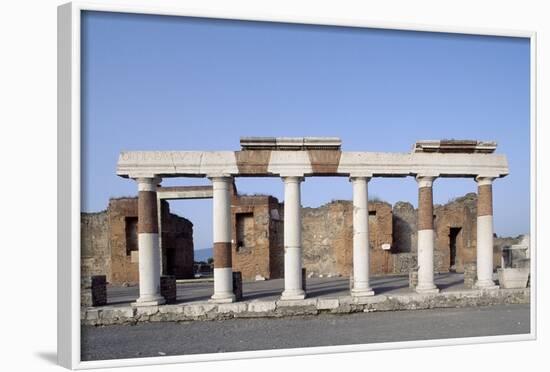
[
  {"xmin": 133, "ymin": 177, "xmax": 165, "ymax": 306},
  {"xmin": 475, "ymin": 176, "xmax": 498, "ymax": 289},
  {"xmin": 350, "ymin": 177, "xmax": 374, "ymax": 297},
  {"xmin": 281, "ymin": 176, "xmax": 306, "ymax": 300},
  {"xmin": 210, "ymin": 176, "xmax": 236, "ymax": 303},
  {"xmin": 415, "ymin": 176, "xmax": 439, "ymax": 294}
]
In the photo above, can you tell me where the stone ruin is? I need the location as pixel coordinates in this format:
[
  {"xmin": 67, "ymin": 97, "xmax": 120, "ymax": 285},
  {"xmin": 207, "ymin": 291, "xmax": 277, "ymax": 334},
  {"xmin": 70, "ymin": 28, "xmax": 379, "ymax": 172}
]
[
  {"xmin": 83, "ymin": 137, "xmax": 511, "ymax": 304},
  {"xmin": 81, "ymin": 197, "xmax": 194, "ymax": 285},
  {"xmin": 230, "ymin": 190, "xmax": 505, "ymax": 280},
  {"xmin": 81, "ymin": 188, "xmax": 513, "ymax": 283}
]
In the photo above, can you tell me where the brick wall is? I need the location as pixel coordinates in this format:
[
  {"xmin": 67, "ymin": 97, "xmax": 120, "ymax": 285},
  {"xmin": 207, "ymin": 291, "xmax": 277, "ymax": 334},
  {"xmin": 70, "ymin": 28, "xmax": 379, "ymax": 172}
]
[
  {"xmin": 81, "ymin": 211, "xmax": 110, "ymax": 280},
  {"xmin": 81, "ymin": 197, "xmax": 194, "ymax": 285},
  {"xmin": 229, "ymin": 193, "xmax": 484, "ymax": 278},
  {"xmin": 231, "ymin": 194, "xmax": 283, "ymax": 280},
  {"xmin": 433, "ymin": 194, "xmax": 478, "ymax": 273},
  {"xmin": 108, "ymin": 198, "xmax": 140, "ymax": 285},
  {"xmin": 301, "ymin": 200, "xmax": 393, "ymax": 277},
  {"xmin": 160, "ymin": 200, "xmax": 194, "ymax": 279},
  {"xmin": 391, "ymin": 193, "xmax": 481, "ymax": 274}
]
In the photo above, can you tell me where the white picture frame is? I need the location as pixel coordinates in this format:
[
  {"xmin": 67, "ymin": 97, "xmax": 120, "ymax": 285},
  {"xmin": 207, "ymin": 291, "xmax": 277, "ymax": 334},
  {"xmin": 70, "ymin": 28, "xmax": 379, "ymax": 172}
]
[{"xmin": 57, "ymin": 0, "xmax": 537, "ymax": 369}]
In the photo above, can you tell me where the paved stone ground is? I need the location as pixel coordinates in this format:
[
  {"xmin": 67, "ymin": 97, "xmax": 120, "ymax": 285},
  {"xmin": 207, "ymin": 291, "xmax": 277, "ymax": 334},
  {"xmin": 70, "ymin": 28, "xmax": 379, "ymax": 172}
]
[
  {"xmin": 81, "ymin": 303, "xmax": 530, "ymax": 361},
  {"xmin": 107, "ymin": 273, "xmax": 467, "ymax": 305}
]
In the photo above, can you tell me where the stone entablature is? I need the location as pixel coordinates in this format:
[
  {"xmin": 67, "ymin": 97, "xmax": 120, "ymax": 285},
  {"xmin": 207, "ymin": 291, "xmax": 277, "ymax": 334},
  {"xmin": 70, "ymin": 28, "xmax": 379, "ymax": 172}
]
[{"xmin": 117, "ymin": 137, "xmax": 508, "ymax": 179}]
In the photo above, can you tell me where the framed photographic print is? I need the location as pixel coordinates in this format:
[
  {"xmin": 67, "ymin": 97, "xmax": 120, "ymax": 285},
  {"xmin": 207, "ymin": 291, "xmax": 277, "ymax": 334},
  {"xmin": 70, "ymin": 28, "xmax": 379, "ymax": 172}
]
[{"xmin": 58, "ymin": 0, "xmax": 536, "ymax": 369}]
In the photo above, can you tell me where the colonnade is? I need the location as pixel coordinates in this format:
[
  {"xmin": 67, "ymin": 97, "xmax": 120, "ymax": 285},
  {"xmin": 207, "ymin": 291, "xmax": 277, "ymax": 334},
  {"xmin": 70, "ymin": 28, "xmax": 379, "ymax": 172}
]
[{"xmin": 131, "ymin": 174, "xmax": 498, "ymax": 306}]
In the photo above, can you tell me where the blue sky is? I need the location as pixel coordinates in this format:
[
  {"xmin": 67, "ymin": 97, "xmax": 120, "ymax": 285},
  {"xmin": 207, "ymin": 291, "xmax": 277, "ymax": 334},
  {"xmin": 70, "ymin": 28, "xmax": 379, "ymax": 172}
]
[{"xmin": 81, "ymin": 11, "xmax": 530, "ymax": 250}]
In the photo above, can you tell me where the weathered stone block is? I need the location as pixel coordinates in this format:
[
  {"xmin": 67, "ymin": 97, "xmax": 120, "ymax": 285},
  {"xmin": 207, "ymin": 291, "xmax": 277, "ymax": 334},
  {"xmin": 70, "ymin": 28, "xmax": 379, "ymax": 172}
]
[
  {"xmin": 135, "ymin": 306, "xmax": 159, "ymax": 317},
  {"xmin": 464, "ymin": 262, "xmax": 477, "ymax": 289},
  {"xmin": 217, "ymin": 302, "xmax": 248, "ymax": 314},
  {"xmin": 317, "ymin": 298, "xmax": 339, "ymax": 310},
  {"xmin": 183, "ymin": 303, "xmax": 216, "ymax": 318},
  {"xmin": 160, "ymin": 275, "xmax": 177, "ymax": 304},
  {"xmin": 85, "ymin": 309, "xmax": 100, "ymax": 320},
  {"xmin": 101, "ymin": 306, "xmax": 135, "ymax": 321},
  {"xmin": 233, "ymin": 271, "xmax": 243, "ymax": 301},
  {"xmin": 81, "ymin": 275, "xmax": 107, "ymax": 307},
  {"xmin": 248, "ymin": 301, "xmax": 276, "ymax": 313},
  {"xmin": 158, "ymin": 304, "xmax": 184, "ymax": 314},
  {"xmin": 353, "ymin": 295, "xmax": 386, "ymax": 305},
  {"xmin": 91, "ymin": 275, "xmax": 107, "ymax": 305},
  {"xmin": 117, "ymin": 306, "xmax": 135, "ymax": 318},
  {"xmin": 497, "ymin": 268, "xmax": 530, "ymax": 289},
  {"xmin": 276, "ymin": 298, "xmax": 317, "ymax": 307}
]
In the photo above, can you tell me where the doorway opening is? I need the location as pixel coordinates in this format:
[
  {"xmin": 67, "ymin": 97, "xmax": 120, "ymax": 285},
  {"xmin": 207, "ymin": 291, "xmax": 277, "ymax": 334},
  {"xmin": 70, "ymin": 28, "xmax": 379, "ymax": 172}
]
[{"xmin": 449, "ymin": 227, "xmax": 462, "ymax": 272}]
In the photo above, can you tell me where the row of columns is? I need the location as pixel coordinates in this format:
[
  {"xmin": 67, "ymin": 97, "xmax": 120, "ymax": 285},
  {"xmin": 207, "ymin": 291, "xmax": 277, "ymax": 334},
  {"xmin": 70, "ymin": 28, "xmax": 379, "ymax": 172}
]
[{"xmin": 132, "ymin": 174, "xmax": 498, "ymax": 306}]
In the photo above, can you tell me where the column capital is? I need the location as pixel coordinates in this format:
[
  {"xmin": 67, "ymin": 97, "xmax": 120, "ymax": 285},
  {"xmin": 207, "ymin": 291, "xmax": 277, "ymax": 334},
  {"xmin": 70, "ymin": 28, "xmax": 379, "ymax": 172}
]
[
  {"xmin": 475, "ymin": 175, "xmax": 496, "ymax": 185},
  {"xmin": 282, "ymin": 176, "xmax": 304, "ymax": 183},
  {"xmin": 207, "ymin": 174, "xmax": 233, "ymax": 181},
  {"xmin": 134, "ymin": 176, "xmax": 162, "ymax": 191},
  {"xmin": 349, "ymin": 175, "xmax": 371, "ymax": 183},
  {"xmin": 415, "ymin": 175, "xmax": 436, "ymax": 188}
]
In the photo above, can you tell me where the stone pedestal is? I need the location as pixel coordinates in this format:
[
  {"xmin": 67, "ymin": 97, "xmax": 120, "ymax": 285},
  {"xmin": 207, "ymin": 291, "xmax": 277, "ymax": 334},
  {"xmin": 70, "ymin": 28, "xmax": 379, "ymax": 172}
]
[
  {"xmin": 160, "ymin": 275, "xmax": 177, "ymax": 304},
  {"xmin": 81, "ymin": 275, "xmax": 107, "ymax": 307},
  {"xmin": 233, "ymin": 272, "xmax": 243, "ymax": 301}
]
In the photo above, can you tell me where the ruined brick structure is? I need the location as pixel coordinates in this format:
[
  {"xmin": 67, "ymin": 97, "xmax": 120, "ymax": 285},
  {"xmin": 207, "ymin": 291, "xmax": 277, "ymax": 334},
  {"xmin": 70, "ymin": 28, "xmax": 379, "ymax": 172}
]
[
  {"xmin": 229, "ymin": 191, "xmax": 488, "ymax": 280},
  {"xmin": 392, "ymin": 193, "xmax": 497, "ymax": 275},
  {"xmin": 301, "ymin": 200, "xmax": 393, "ymax": 277},
  {"xmin": 81, "ymin": 197, "xmax": 194, "ymax": 285},
  {"xmin": 82, "ymin": 191, "xmax": 496, "ymax": 283},
  {"xmin": 230, "ymin": 187, "xmax": 285, "ymax": 280}
]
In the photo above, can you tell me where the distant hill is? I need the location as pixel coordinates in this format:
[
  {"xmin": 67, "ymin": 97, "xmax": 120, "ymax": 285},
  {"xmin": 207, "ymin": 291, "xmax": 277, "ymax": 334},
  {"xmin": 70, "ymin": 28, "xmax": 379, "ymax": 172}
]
[{"xmin": 194, "ymin": 248, "xmax": 213, "ymax": 262}]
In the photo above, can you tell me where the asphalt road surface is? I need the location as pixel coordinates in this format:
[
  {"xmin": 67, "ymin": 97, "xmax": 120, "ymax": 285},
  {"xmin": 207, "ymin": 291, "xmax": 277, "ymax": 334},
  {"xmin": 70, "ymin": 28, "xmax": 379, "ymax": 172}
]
[{"xmin": 81, "ymin": 303, "xmax": 530, "ymax": 361}]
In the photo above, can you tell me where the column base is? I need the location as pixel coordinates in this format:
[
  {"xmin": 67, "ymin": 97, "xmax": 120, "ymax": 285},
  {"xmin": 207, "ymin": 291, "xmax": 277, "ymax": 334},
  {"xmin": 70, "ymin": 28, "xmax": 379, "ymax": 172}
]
[
  {"xmin": 209, "ymin": 292, "xmax": 236, "ymax": 303},
  {"xmin": 475, "ymin": 280, "xmax": 499, "ymax": 290},
  {"xmin": 132, "ymin": 295, "xmax": 165, "ymax": 307},
  {"xmin": 280, "ymin": 289, "xmax": 306, "ymax": 301},
  {"xmin": 351, "ymin": 288, "xmax": 375, "ymax": 297},
  {"xmin": 415, "ymin": 285, "xmax": 439, "ymax": 294}
]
